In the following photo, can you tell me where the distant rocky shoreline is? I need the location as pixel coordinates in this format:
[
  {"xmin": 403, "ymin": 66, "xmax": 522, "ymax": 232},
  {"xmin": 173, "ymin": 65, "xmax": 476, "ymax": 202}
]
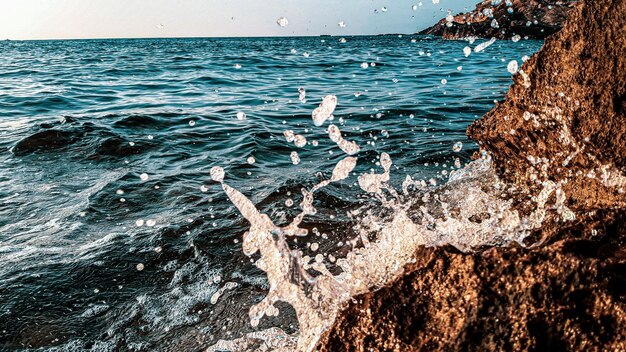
[
  {"xmin": 419, "ymin": 0, "xmax": 578, "ymax": 40},
  {"xmin": 317, "ymin": 0, "xmax": 626, "ymax": 350}
]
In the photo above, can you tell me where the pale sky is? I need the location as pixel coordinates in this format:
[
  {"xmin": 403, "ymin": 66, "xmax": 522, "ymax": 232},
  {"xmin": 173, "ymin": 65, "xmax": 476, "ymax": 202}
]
[{"xmin": 0, "ymin": 0, "xmax": 477, "ymax": 40}]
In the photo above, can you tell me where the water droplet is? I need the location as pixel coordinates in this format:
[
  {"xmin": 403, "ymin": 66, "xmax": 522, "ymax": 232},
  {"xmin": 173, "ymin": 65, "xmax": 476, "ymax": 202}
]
[
  {"xmin": 412, "ymin": 5, "xmax": 418, "ymax": 10},
  {"xmin": 463, "ymin": 46, "xmax": 471, "ymax": 57},
  {"xmin": 135, "ymin": 219, "xmax": 145, "ymax": 227},
  {"xmin": 236, "ymin": 111, "xmax": 247, "ymax": 120},
  {"xmin": 284, "ymin": 130, "xmax": 295, "ymax": 142},
  {"xmin": 200, "ymin": 185, "xmax": 208, "ymax": 192},
  {"xmin": 294, "ymin": 135, "xmax": 307, "ymax": 148},
  {"xmin": 154, "ymin": 247, "xmax": 162, "ymax": 253},
  {"xmin": 360, "ymin": 62, "xmax": 369, "ymax": 69},
  {"xmin": 312, "ymin": 95, "xmax": 337, "ymax": 127},
  {"xmin": 140, "ymin": 173, "xmax": 149, "ymax": 182},
  {"xmin": 234, "ymin": 63, "xmax": 242, "ymax": 69},
  {"xmin": 453, "ymin": 141, "xmax": 463, "ymax": 152},
  {"xmin": 276, "ymin": 17, "xmax": 289, "ymax": 27},
  {"xmin": 474, "ymin": 38, "xmax": 497, "ymax": 53},
  {"xmin": 381, "ymin": 6, "xmax": 388, "ymax": 12},
  {"xmin": 441, "ymin": 79, "xmax": 447, "ymax": 85},
  {"xmin": 511, "ymin": 34, "xmax": 521, "ymax": 42},
  {"xmin": 136, "ymin": 263, "xmax": 144, "ymax": 271},
  {"xmin": 285, "ymin": 198, "xmax": 294, "ymax": 207},
  {"xmin": 338, "ymin": 21, "xmax": 347, "ymax": 28},
  {"xmin": 116, "ymin": 189, "xmax": 124, "ymax": 195},
  {"xmin": 146, "ymin": 219, "xmax": 156, "ymax": 227},
  {"xmin": 290, "ymin": 151, "xmax": 300, "ymax": 165},
  {"xmin": 189, "ymin": 120, "xmax": 196, "ymax": 126},
  {"xmin": 247, "ymin": 156, "xmax": 256, "ymax": 164},
  {"xmin": 507, "ymin": 60, "xmax": 519, "ymax": 74},
  {"xmin": 298, "ymin": 87, "xmax": 306, "ymax": 102},
  {"xmin": 210, "ymin": 166, "xmax": 225, "ymax": 182}
]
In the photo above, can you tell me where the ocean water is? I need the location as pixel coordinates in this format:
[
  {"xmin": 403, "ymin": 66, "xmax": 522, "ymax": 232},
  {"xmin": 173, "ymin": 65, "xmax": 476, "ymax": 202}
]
[{"xmin": 0, "ymin": 36, "xmax": 541, "ymax": 351}]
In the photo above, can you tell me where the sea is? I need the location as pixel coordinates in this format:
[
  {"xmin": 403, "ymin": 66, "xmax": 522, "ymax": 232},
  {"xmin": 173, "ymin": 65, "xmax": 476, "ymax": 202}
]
[{"xmin": 0, "ymin": 35, "xmax": 541, "ymax": 351}]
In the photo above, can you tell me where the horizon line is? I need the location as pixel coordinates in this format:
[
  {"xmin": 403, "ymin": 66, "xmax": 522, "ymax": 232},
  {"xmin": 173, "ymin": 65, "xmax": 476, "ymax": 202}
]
[{"xmin": 2, "ymin": 32, "xmax": 433, "ymax": 42}]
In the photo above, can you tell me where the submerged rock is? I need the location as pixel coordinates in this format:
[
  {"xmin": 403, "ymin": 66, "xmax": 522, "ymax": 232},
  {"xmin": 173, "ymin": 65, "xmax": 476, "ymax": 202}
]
[
  {"xmin": 419, "ymin": 0, "xmax": 578, "ymax": 40},
  {"xmin": 317, "ymin": 0, "xmax": 626, "ymax": 350},
  {"xmin": 12, "ymin": 129, "xmax": 80, "ymax": 155}
]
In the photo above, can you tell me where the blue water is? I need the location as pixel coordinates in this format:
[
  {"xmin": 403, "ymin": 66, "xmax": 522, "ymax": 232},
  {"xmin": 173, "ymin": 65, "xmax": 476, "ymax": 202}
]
[{"xmin": 0, "ymin": 36, "xmax": 541, "ymax": 351}]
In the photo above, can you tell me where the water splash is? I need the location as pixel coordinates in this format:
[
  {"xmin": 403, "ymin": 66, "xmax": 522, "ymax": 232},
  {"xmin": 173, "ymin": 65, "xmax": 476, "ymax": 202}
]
[
  {"xmin": 311, "ymin": 95, "xmax": 337, "ymax": 127},
  {"xmin": 208, "ymin": 98, "xmax": 576, "ymax": 351}
]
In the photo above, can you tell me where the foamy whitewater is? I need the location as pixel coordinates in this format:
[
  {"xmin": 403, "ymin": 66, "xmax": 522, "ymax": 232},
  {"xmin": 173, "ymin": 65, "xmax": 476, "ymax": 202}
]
[{"xmin": 0, "ymin": 36, "xmax": 544, "ymax": 351}]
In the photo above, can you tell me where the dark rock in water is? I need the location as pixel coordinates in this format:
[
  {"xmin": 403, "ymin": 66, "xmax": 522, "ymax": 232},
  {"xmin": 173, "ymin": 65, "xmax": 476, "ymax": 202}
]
[
  {"xmin": 92, "ymin": 136, "xmax": 150, "ymax": 158},
  {"xmin": 317, "ymin": 0, "xmax": 626, "ymax": 350},
  {"xmin": 12, "ymin": 130, "xmax": 80, "ymax": 156},
  {"xmin": 419, "ymin": 0, "xmax": 578, "ymax": 40}
]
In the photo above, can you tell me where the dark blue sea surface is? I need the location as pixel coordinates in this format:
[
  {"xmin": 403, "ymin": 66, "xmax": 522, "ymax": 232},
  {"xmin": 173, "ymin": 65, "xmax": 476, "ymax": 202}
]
[{"xmin": 0, "ymin": 36, "xmax": 541, "ymax": 351}]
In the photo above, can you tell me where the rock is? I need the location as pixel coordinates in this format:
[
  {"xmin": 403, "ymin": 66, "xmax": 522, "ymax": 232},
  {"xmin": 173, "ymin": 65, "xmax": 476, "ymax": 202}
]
[
  {"xmin": 316, "ymin": 212, "xmax": 626, "ymax": 351},
  {"xmin": 419, "ymin": 0, "xmax": 578, "ymax": 40},
  {"xmin": 12, "ymin": 129, "xmax": 80, "ymax": 156},
  {"xmin": 467, "ymin": 0, "xmax": 626, "ymax": 215},
  {"xmin": 316, "ymin": 0, "xmax": 626, "ymax": 350}
]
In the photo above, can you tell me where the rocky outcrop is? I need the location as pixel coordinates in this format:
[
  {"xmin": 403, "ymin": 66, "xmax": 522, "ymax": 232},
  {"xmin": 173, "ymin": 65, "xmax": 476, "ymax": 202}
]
[
  {"xmin": 419, "ymin": 0, "xmax": 578, "ymax": 39},
  {"xmin": 316, "ymin": 0, "xmax": 626, "ymax": 350}
]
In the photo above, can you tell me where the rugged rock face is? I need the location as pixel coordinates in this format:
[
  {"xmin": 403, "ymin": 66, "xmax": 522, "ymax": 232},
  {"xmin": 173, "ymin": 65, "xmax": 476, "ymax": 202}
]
[
  {"xmin": 316, "ymin": 0, "xmax": 626, "ymax": 351},
  {"xmin": 419, "ymin": 0, "xmax": 578, "ymax": 39}
]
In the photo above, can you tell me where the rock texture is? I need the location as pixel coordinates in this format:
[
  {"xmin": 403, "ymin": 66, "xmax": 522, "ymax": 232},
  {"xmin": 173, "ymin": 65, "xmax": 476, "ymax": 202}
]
[
  {"xmin": 419, "ymin": 0, "xmax": 578, "ymax": 39},
  {"xmin": 316, "ymin": 0, "xmax": 626, "ymax": 351}
]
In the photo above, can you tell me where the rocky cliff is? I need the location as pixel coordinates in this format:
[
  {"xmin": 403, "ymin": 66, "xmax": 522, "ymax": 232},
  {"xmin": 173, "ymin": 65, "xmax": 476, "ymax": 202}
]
[
  {"xmin": 316, "ymin": 0, "xmax": 626, "ymax": 350},
  {"xmin": 419, "ymin": 0, "xmax": 578, "ymax": 39}
]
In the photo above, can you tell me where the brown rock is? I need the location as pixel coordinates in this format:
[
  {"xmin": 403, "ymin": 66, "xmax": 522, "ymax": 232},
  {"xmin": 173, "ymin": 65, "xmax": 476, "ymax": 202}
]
[
  {"xmin": 468, "ymin": 0, "xmax": 626, "ymax": 215},
  {"xmin": 316, "ymin": 0, "xmax": 626, "ymax": 351},
  {"xmin": 315, "ymin": 213, "xmax": 626, "ymax": 351},
  {"xmin": 419, "ymin": 0, "xmax": 578, "ymax": 40}
]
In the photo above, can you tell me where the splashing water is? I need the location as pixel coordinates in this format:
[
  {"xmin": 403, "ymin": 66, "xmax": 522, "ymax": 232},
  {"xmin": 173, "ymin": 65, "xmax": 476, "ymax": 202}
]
[
  {"xmin": 474, "ymin": 37, "xmax": 497, "ymax": 53},
  {"xmin": 209, "ymin": 98, "xmax": 576, "ymax": 351},
  {"xmin": 311, "ymin": 95, "xmax": 337, "ymax": 127},
  {"xmin": 327, "ymin": 124, "xmax": 360, "ymax": 155}
]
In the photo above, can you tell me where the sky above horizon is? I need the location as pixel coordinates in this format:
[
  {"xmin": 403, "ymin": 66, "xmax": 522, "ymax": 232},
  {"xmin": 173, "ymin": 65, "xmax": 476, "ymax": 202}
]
[{"xmin": 0, "ymin": 0, "xmax": 478, "ymax": 40}]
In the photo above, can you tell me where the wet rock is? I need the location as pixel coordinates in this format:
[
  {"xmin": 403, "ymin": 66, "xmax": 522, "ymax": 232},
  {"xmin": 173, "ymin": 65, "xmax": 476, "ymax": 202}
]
[
  {"xmin": 468, "ymin": 0, "xmax": 626, "ymax": 215},
  {"xmin": 92, "ymin": 136, "xmax": 150, "ymax": 158},
  {"xmin": 316, "ymin": 212, "xmax": 626, "ymax": 351},
  {"xmin": 317, "ymin": 0, "xmax": 626, "ymax": 350},
  {"xmin": 419, "ymin": 0, "xmax": 578, "ymax": 40},
  {"xmin": 12, "ymin": 129, "xmax": 80, "ymax": 156}
]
